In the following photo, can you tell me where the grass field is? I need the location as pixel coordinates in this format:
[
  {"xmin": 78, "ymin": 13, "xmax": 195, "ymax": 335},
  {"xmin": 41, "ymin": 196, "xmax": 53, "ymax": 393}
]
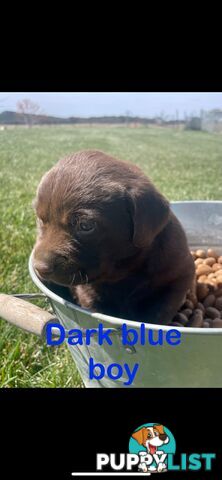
[{"xmin": 0, "ymin": 125, "xmax": 222, "ymax": 388}]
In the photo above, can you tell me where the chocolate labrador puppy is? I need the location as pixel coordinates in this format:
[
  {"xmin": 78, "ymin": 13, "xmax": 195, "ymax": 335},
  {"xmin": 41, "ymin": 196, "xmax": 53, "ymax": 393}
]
[{"xmin": 33, "ymin": 150, "xmax": 195, "ymax": 324}]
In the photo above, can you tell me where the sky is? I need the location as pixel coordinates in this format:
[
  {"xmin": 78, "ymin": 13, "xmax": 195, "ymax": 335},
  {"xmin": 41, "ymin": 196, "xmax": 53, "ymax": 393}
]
[{"xmin": 0, "ymin": 93, "xmax": 221, "ymax": 119}]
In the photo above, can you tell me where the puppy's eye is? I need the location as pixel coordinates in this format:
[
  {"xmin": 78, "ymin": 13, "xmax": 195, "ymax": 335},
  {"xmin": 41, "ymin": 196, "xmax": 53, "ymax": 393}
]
[
  {"xmin": 154, "ymin": 431, "xmax": 159, "ymax": 437},
  {"xmin": 147, "ymin": 432, "xmax": 152, "ymax": 438},
  {"xmin": 78, "ymin": 219, "xmax": 96, "ymax": 232}
]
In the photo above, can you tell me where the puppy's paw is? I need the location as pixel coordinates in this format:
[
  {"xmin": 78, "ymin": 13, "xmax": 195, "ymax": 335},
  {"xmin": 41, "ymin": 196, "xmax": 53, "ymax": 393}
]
[
  {"xmin": 138, "ymin": 462, "xmax": 148, "ymax": 472},
  {"xmin": 157, "ymin": 462, "xmax": 167, "ymax": 472}
]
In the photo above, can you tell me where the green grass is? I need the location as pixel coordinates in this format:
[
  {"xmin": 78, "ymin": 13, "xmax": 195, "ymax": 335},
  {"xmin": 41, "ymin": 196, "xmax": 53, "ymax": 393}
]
[{"xmin": 0, "ymin": 125, "xmax": 222, "ymax": 387}]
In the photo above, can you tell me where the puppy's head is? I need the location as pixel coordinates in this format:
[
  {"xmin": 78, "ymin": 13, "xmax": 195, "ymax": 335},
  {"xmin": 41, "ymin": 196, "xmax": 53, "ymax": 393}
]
[
  {"xmin": 32, "ymin": 150, "xmax": 170, "ymax": 287},
  {"xmin": 132, "ymin": 425, "xmax": 169, "ymax": 453}
]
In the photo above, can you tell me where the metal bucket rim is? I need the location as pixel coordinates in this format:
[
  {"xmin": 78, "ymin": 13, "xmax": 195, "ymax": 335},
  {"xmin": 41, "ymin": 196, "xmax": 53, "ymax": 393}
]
[
  {"xmin": 29, "ymin": 200, "xmax": 222, "ymax": 336},
  {"xmin": 168, "ymin": 200, "xmax": 222, "ymax": 204}
]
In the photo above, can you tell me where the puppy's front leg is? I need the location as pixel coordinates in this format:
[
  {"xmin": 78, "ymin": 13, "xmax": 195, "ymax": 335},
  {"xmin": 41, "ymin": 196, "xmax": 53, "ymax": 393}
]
[{"xmin": 144, "ymin": 274, "xmax": 194, "ymax": 325}]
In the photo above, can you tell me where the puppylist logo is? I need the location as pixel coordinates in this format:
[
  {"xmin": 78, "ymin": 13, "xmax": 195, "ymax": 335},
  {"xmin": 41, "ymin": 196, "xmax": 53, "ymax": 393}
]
[
  {"xmin": 71, "ymin": 422, "xmax": 216, "ymax": 476},
  {"xmin": 129, "ymin": 423, "xmax": 175, "ymax": 474}
]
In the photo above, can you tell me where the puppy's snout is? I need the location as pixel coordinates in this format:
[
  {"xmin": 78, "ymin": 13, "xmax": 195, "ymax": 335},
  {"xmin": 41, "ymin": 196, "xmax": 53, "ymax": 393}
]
[
  {"xmin": 33, "ymin": 250, "xmax": 68, "ymax": 279},
  {"xmin": 33, "ymin": 260, "xmax": 54, "ymax": 277}
]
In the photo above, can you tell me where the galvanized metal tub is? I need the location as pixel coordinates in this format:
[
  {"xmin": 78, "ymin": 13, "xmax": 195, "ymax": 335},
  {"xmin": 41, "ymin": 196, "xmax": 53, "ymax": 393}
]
[{"xmin": 28, "ymin": 201, "xmax": 222, "ymax": 388}]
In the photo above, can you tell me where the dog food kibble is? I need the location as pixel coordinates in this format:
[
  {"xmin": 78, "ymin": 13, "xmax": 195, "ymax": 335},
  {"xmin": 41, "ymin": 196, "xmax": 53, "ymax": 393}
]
[
  {"xmin": 204, "ymin": 318, "xmax": 213, "ymax": 324},
  {"xmin": 196, "ymin": 249, "xmax": 207, "ymax": 258},
  {"xmin": 212, "ymin": 263, "xmax": 222, "ymax": 272},
  {"xmin": 215, "ymin": 272, "xmax": 222, "ymax": 281},
  {"xmin": 181, "ymin": 308, "xmax": 193, "ymax": 318},
  {"xmin": 198, "ymin": 274, "xmax": 208, "ymax": 283},
  {"xmin": 205, "ymin": 307, "xmax": 220, "ymax": 319},
  {"xmin": 195, "ymin": 258, "xmax": 204, "ymax": 266},
  {"xmin": 204, "ymin": 257, "xmax": 216, "ymax": 266},
  {"xmin": 211, "ymin": 319, "xmax": 222, "ymax": 328},
  {"xmin": 187, "ymin": 310, "xmax": 203, "ymax": 327},
  {"xmin": 175, "ymin": 247, "xmax": 222, "ymax": 328},
  {"xmin": 196, "ymin": 302, "xmax": 205, "ymax": 313},
  {"xmin": 203, "ymin": 294, "xmax": 216, "ymax": 308},
  {"xmin": 172, "ymin": 313, "xmax": 188, "ymax": 325},
  {"xmin": 207, "ymin": 248, "xmax": 218, "ymax": 259},
  {"xmin": 203, "ymin": 321, "xmax": 210, "ymax": 328},
  {"xmin": 183, "ymin": 299, "xmax": 194, "ymax": 309},
  {"xmin": 196, "ymin": 283, "xmax": 209, "ymax": 300},
  {"xmin": 196, "ymin": 264, "xmax": 212, "ymax": 276},
  {"xmin": 215, "ymin": 298, "xmax": 222, "ymax": 310},
  {"xmin": 208, "ymin": 273, "xmax": 216, "ymax": 279},
  {"xmin": 170, "ymin": 321, "xmax": 184, "ymax": 327},
  {"xmin": 186, "ymin": 291, "xmax": 198, "ymax": 306},
  {"xmin": 217, "ymin": 276, "xmax": 222, "ymax": 287}
]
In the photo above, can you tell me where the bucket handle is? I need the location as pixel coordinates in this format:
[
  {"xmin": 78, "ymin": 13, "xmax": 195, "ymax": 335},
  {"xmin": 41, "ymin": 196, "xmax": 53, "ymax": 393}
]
[
  {"xmin": 0, "ymin": 293, "xmax": 59, "ymax": 337},
  {"xmin": 0, "ymin": 294, "xmax": 127, "ymax": 342}
]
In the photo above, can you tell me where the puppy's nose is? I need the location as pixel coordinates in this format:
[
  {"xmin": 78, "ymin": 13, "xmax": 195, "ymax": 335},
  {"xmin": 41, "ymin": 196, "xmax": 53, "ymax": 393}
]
[
  {"xmin": 159, "ymin": 434, "xmax": 167, "ymax": 441},
  {"xmin": 33, "ymin": 260, "xmax": 54, "ymax": 277}
]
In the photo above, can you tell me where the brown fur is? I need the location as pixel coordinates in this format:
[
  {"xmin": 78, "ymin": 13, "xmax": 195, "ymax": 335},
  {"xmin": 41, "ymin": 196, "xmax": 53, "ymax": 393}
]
[{"xmin": 32, "ymin": 150, "xmax": 195, "ymax": 324}]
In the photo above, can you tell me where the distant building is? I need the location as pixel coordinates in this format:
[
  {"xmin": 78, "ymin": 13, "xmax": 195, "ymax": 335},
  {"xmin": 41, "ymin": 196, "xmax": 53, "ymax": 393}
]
[
  {"xmin": 201, "ymin": 109, "xmax": 222, "ymax": 133},
  {"xmin": 185, "ymin": 117, "xmax": 202, "ymax": 131}
]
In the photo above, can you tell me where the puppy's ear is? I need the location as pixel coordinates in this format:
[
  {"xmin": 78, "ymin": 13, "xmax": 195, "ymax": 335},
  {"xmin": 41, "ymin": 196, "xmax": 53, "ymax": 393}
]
[
  {"xmin": 127, "ymin": 181, "xmax": 170, "ymax": 249},
  {"xmin": 153, "ymin": 424, "xmax": 165, "ymax": 435},
  {"xmin": 132, "ymin": 427, "xmax": 148, "ymax": 445}
]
